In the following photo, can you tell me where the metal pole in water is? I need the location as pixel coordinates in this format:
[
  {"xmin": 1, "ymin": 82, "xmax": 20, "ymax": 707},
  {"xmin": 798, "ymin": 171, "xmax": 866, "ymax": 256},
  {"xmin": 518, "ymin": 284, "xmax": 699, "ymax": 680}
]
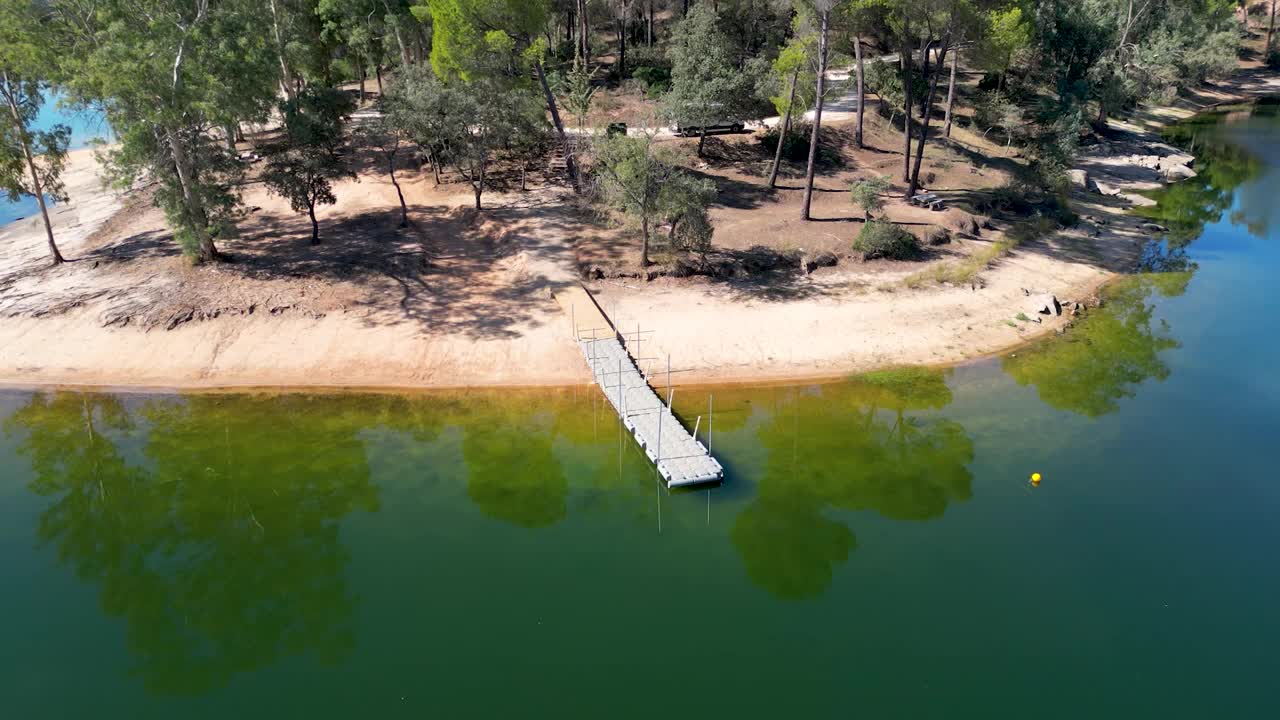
[{"xmin": 656, "ymin": 400, "xmax": 663, "ymax": 484}]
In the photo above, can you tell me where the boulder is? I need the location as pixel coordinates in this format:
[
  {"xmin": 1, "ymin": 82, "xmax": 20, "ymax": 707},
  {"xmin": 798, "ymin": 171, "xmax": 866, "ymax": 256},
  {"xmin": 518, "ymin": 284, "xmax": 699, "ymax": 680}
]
[
  {"xmin": 1141, "ymin": 222, "xmax": 1169, "ymax": 234},
  {"xmin": 1028, "ymin": 293, "xmax": 1062, "ymax": 317},
  {"xmin": 1161, "ymin": 153, "xmax": 1195, "ymax": 169},
  {"xmin": 801, "ymin": 251, "xmax": 839, "ymax": 274},
  {"xmin": 1164, "ymin": 164, "xmax": 1197, "ymax": 180},
  {"xmin": 1067, "ymin": 169, "xmax": 1091, "ymax": 189},
  {"xmin": 1094, "ymin": 181, "xmax": 1123, "ymax": 197}
]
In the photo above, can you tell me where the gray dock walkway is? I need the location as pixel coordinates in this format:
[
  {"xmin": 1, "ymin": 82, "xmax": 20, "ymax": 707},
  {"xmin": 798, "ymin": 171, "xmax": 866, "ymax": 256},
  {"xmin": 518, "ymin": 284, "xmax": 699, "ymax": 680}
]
[{"xmin": 580, "ymin": 334, "xmax": 724, "ymax": 487}]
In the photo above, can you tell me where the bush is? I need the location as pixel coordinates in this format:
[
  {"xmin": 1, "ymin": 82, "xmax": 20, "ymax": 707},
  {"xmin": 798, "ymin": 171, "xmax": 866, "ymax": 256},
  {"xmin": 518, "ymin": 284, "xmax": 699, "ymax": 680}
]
[
  {"xmin": 1269, "ymin": 49, "xmax": 1280, "ymax": 71},
  {"xmin": 853, "ymin": 221, "xmax": 922, "ymax": 260},
  {"xmin": 759, "ymin": 122, "xmax": 841, "ymax": 166},
  {"xmin": 632, "ymin": 66, "xmax": 671, "ymax": 97},
  {"xmin": 626, "ymin": 46, "xmax": 672, "ymax": 73}
]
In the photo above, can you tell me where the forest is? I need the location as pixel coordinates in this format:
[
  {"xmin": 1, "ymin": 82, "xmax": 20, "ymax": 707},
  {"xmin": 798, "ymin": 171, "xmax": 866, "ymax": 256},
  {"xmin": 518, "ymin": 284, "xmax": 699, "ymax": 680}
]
[{"xmin": 0, "ymin": 0, "xmax": 1259, "ymax": 269}]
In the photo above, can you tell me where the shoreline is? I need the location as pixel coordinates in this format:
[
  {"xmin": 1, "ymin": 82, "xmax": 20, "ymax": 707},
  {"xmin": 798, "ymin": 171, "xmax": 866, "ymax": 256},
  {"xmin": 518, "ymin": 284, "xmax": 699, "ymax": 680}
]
[{"xmin": 0, "ymin": 72, "xmax": 1275, "ymax": 396}]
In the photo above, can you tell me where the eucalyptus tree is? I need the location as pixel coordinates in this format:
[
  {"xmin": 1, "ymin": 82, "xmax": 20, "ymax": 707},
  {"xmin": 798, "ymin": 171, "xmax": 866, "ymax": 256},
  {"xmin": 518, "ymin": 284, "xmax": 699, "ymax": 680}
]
[
  {"xmin": 358, "ymin": 116, "xmax": 413, "ymax": 227},
  {"xmin": 54, "ymin": 0, "xmax": 279, "ymax": 263},
  {"xmin": 0, "ymin": 0, "xmax": 69, "ymax": 265}
]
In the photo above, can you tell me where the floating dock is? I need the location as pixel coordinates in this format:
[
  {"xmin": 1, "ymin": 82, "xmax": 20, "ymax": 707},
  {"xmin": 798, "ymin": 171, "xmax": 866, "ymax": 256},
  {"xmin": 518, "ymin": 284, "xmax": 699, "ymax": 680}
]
[{"xmin": 555, "ymin": 285, "xmax": 723, "ymax": 488}]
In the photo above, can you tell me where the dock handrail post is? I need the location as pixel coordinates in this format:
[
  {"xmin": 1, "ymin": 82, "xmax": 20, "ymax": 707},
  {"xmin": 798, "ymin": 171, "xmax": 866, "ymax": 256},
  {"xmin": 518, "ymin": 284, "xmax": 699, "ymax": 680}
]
[
  {"xmin": 708, "ymin": 394, "xmax": 713, "ymax": 455},
  {"xmin": 656, "ymin": 400, "xmax": 663, "ymax": 483},
  {"xmin": 693, "ymin": 415, "xmax": 701, "ymax": 441},
  {"xmin": 666, "ymin": 354, "xmax": 671, "ymax": 407}
]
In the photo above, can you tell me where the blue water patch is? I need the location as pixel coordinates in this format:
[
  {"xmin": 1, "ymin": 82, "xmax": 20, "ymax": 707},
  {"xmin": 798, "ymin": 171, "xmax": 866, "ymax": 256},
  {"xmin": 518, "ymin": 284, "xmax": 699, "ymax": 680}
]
[{"xmin": 1, "ymin": 91, "xmax": 112, "ymax": 228}]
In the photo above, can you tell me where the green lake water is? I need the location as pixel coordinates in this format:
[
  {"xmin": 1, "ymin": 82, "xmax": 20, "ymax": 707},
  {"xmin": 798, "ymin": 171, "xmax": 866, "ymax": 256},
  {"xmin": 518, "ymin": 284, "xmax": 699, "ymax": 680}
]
[{"xmin": 2, "ymin": 103, "xmax": 1278, "ymax": 718}]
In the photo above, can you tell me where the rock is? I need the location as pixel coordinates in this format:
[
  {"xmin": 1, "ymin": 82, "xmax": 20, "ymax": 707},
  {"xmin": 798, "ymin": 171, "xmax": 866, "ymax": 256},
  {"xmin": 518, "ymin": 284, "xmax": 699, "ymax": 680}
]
[
  {"xmin": 1141, "ymin": 222, "xmax": 1169, "ymax": 234},
  {"xmin": 1132, "ymin": 154, "xmax": 1162, "ymax": 169},
  {"xmin": 1161, "ymin": 153, "xmax": 1195, "ymax": 168},
  {"xmin": 1067, "ymin": 169, "xmax": 1091, "ymax": 189},
  {"xmin": 1164, "ymin": 164, "xmax": 1197, "ymax": 180},
  {"xmin": 1029, "ymin": 293, "xmax": 1062, "ymax": 317},
  {"xmin": 801, "ymin": 251, "xmax": 839, "ymax": 274},
  {"xmin": 1123, "ymin": 193, "xmax": 1159, "ymax": 208},
  {"xmin": 1094, "ymin": 181, "xmax": 1123, "ymax": 197}
]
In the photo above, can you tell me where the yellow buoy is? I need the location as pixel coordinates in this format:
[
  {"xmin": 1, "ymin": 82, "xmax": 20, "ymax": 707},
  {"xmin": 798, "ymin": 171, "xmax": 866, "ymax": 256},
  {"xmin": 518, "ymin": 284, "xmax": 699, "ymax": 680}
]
[{"xmin": 1031, "ymin": 472, "xmax": 1042, "ymax": 485}]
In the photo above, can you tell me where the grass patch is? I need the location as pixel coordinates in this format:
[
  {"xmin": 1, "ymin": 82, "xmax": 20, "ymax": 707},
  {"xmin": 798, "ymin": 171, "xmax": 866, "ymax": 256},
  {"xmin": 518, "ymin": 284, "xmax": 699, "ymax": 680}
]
[
  {"xmin": 1015, "ymin": 312, "xmax": 1031, "ymax": 322},
  {"xmin": 904, "ymin": 215, "xmax": 1057, "ymax": 288}
]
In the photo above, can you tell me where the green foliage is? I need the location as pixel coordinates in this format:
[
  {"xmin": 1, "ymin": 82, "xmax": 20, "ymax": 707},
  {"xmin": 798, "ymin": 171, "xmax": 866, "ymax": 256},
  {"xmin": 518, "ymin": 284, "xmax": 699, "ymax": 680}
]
[
  {"xmin": 853, "ymin": 221, "xmax": 921, "ymax": 260},
  {"xmin": 560, "ymin": 64, "xmax": 598, "ymax": 130},
  {"xmin": 974, "ymin": 6, "xmax": 1033, "ymax": 87},
  {"xmin": 762, "ymin": 32, "xmax": 817, "ymax": 120},
  {"xmin": 54, "ymin": 0, "xmax": 279, "ymax": 261},
  {"xmin": 263, "ymin": 86, "xmax": 357, "ymax": 243},
  {"xmin": 1003, "ymin": 273, "xmax": 1188, "ymax": 417},
  {"xmin": 849, "ymin": 175, "xmax": 891, "ymax": 219},
  {"xmin": 3, "ymin": 392, "xmax": 381, "ymax": 695},
  {"xmin": 730, "ymin": 372, "xmax": 972, "ymax": 599},
  {"xmin": 593, "ymin": 134, "xmax": 717, "ymax": 264},
  {"xmin": 663, "ymin": 4, "xmax": 761, "ymax": 147},
  {"xmin": 631, "ymin": 66, "xmax": 671, "ymax": 95},
  {"xmin": 975, "ymin": 91, "xmax": 1023, "ymax": 147}
]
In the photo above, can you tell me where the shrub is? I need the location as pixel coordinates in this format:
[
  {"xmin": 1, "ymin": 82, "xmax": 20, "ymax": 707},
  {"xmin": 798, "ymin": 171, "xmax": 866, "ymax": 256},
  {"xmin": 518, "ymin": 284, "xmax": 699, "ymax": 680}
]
[
  {"xmin": 1269, "ymin": 49, "xmax": 1280, "ymax": 71},
  {"xmin": 626, "ymin": 46, "xmax": 671, "ymax": 73},
  {"xmin": 632, "ymin": 66, "xmax": 671, "ymax": 94},
  {"xmin": 853, "ymin": 221, "xmax": 921, "ymax": 260},
  {"xmin": 849, "ymin": 175, "xmax": 891, "ymax": 219},
  {"xmin": 759, "ymin": 122, "xmax": 841, "ymax": 166}
]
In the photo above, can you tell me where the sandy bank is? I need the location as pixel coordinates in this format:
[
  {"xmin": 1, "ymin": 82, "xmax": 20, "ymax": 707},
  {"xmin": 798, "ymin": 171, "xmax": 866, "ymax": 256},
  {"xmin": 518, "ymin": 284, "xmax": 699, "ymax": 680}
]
[{"xmin": 0, "ymin": 68, "xmax": 1275, "ymax": 393}]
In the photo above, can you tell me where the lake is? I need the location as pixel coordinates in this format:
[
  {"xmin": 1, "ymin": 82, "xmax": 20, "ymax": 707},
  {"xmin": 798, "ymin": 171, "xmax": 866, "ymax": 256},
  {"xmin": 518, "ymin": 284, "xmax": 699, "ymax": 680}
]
[
  {"xmin": 1, "ymin": 102, "xmax": 1277, "ymax": 718},
  {"xmin": 0, "ymin": 93, "xmax": 112, "ymax": 227}
]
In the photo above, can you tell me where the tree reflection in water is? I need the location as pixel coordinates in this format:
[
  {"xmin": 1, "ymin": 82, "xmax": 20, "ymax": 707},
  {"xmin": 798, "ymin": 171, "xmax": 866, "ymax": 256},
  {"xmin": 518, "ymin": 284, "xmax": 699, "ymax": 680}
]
[
  {"xmin": 731, "ymin": 369, "xmax": 973, "ymax": 600},
  {"xmin": 4, "ymin": 393, "xmax": 380, "ymax": 695},
  {"xmin": 1003, "ymin": 273, "xmax": 1190, "ymax": 418}
]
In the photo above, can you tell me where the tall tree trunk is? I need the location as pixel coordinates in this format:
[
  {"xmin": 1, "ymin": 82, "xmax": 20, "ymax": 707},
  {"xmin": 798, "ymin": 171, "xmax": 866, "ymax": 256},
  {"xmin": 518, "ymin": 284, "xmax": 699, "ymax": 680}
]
[
  {"xmin": 383, "ymin": 2, "xmax": 411, "ymax": 67},
  {"xmin": 647, "ymin": 0, "xmax": 654, "ymax": 45},
  {"xmin": 801, "ymin": 9, "xmax": 830, "ymax": 221},
  {"xmin": 641, "ymin": 215, "xmax": 650, "ymax": 267},
  {"xmin": 307, "ymin": 202, "xmax": 319, "ymax": 244},
  {"xmin": 533, "ymin": 59, "xmax": 579, "ymax": 189},
  {"xmin": 388, "ymin": 154, "xmax": 408, "ymax": 227},
  {"xmin": 854, "ymin": 35, "xmax": 866, "ymax": 149},
  {"xmin": 909, "ymin": 42, "xmax": 949, "ymax": 198},
  {"xmin": 698, "ymin": 125, "xmax": 708, "ymax": 157},
  {"xmin": 900, "ymin": 24, "xmax": 913, "ymax": 183},
  {"xmin": 578, "ymin": 0, "xmax": 590, "ymax": 64},
  {"xmin": 474, "ymin": 160, "xmax": 485, "ymax": 210},
  {"xmin": 223, "ymin": 122, "xmax": 238, "ymax": 153},
  {"xmin": 943, "ymin": 41, "xmax": 959, "ymax": 138},
  {"xmin": 165, "ymin": 127, "xmax": 219, "ymax": 262},
  {"xmin": 768, "ymin": 67, "xmax": 800, "ymax": 188},
  {"xmin": 358, "ymin": 60, "xmax": 367, "ymax": 104},
  {"xmin": 1269, "ymin": 0, "xmax": 1277, "ymax": 54},
  {"xmin": 429, "ymin": 146, "xmax": 442, "ymax": 185},
  {"xmin": 2, "ymin": 76, "xmax": 64, "ymax": 265},
  {"xmin": 375, "ymin": 64, "xmax": 383, "ymax": 96},
  {"xmin": 618, "ymin": 18, "xmax": 627, "ymax": 78},
  {"xmin": 268, "ymin": 0, "xmax": 297, "ymax": 100}
]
